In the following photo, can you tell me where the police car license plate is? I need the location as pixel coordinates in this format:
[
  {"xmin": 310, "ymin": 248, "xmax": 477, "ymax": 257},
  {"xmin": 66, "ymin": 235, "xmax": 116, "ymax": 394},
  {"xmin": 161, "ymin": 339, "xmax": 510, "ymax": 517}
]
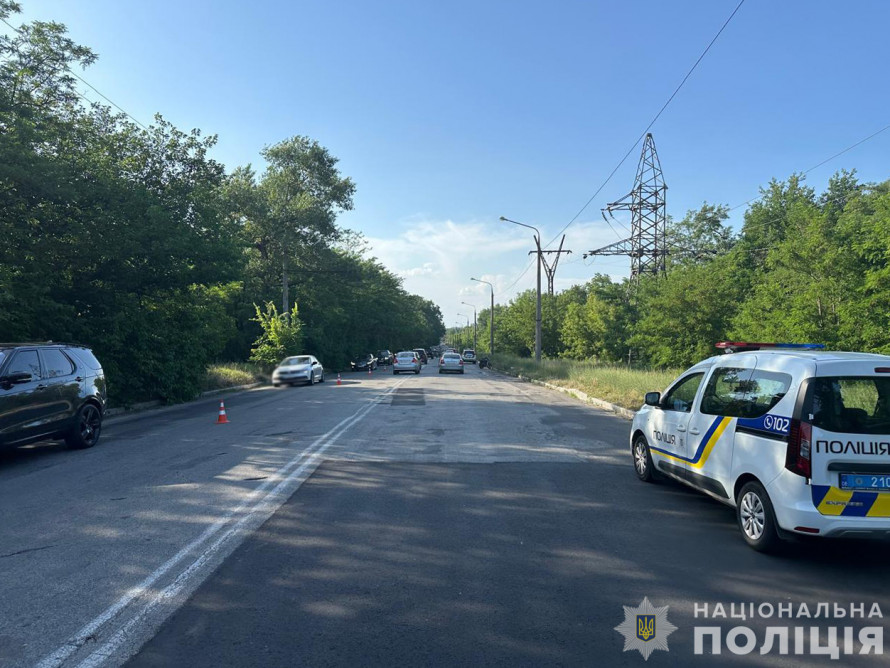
[{"xmin": 839, "ymin": 474, "xmax": 890, "ymax": 491}]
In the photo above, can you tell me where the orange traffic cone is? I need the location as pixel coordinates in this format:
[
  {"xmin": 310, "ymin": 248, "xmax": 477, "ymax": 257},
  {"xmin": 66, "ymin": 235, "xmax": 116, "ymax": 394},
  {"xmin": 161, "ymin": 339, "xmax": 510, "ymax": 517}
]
[
  {"xmin": 336, "ymin": 373, "xmax": 342, "ymax": 386},
  {"xmin": 216, "ymin": 400, "xmax": 229, "ymax": 424}
]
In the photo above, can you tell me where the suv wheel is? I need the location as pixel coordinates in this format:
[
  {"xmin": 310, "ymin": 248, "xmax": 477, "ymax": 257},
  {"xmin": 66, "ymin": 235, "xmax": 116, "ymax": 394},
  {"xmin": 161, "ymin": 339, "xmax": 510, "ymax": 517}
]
[
  {"xmin": 737, "ymin": 481, "xmax": 782, "ymax": 552},
  {"xmin": 67, "ymin": 403, "xmax": 102, "ymax": 449},
  {"xmin": 632, "ymin": 435, "xmax": 658, "ymax": 483}
]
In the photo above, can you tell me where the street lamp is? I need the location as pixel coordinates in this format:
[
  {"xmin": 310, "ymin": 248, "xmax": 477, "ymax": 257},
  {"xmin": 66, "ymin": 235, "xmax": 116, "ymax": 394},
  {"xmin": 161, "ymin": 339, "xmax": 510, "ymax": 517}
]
[
  {"xmin": 457, "ymin": 312, "xmax": 470, "ymax": 350},
  {"xmin": 453, "ymin": 321, "xmax": 464, "ymax": 349},
  {"xmin": 500, "ymin": 216, "xmax": 542, "ymax": 362},
  {"xmin": 470, "ymin": 277, "xmax": 494, "ymax": 355},
  {"xmin": 461, "ymin": 301, "xmax": 477, "ymax": 351}
]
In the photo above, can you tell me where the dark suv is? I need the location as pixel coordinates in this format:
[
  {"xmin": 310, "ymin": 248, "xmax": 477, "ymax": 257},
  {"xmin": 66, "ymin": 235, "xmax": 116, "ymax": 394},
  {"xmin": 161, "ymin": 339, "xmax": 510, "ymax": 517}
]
[{"xmin": 0, "ymin": 343, "xmax": 107, "ymax": 450}]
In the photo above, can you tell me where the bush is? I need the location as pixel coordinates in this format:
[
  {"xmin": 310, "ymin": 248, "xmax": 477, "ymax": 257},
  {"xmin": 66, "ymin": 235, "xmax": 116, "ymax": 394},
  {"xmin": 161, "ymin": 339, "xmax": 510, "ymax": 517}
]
[{"xmin": 249, "ymin": 302, "xmax": 304, "ymax": 366}]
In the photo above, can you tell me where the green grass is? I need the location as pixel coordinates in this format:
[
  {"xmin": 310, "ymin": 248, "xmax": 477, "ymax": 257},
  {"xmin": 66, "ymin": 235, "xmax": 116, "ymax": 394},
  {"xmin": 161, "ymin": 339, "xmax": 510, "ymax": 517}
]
[
  {"xmin": 202, "ymin": 362, "xmax": 270, "ymax": 392},
  {"xmin": 490, "ymin": 353, "xmax": 681, "ymax": 410}
]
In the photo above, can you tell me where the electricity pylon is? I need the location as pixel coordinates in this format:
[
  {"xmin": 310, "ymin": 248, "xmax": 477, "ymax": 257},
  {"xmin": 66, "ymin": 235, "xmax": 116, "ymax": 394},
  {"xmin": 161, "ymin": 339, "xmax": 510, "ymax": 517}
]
[{"xmin": 583, "ymin": 133, "xmax": 668, "ymax": 279}]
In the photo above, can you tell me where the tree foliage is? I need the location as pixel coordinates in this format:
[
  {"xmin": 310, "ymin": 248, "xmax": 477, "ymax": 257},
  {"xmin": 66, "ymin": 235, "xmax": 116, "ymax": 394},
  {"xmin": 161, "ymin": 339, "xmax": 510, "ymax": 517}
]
[
  {"xmin": 488, "ymin": 183, "xmax": 890, "ymax": 369},
  {"xmin": 0, "ymin": 6, "xmax": 443, "ymax": 405}
]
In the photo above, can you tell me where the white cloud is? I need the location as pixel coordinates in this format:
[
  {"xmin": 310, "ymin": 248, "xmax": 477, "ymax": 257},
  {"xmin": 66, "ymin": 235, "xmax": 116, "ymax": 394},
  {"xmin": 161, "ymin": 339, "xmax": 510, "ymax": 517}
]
[
  {"xmin": 365, "ymin": 216, "xmax": 632, "ymax": 326},
  {"xmin": 399, "ymin": 262, "xmax": 437, "ymax": 277}
]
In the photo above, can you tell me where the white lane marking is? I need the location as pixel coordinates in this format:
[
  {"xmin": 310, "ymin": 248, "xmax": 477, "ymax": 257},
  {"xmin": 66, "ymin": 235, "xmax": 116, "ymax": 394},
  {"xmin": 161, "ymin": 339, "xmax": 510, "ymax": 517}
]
[{"xmin": 37, "ymin": 380, "xmax": 404, "ymax": 668}]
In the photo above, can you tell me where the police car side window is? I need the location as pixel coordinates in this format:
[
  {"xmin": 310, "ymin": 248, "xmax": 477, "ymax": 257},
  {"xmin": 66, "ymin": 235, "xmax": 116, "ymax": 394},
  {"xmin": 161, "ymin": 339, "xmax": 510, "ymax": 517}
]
[
  {"xmin": 743, "ymin": 370, "xmax": 792, "ymax": 416},
  {"xmin": 662, "ymin": 373, "xmax": 704, "ymax": 412},
  {"xmin": 701, "ymin": 367, "xmax": 792, "ymax": 418}
]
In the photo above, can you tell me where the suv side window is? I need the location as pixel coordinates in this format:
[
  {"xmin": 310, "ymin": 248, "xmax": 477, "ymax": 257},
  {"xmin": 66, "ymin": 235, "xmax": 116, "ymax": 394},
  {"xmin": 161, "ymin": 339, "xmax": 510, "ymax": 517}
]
[
  {"xmin": 7, "ymin": 350, "xmax": 41, "ymax": 379},
  {"xmin": 701, "ymin": 367, "xmax": 792, "ymax": 418},
  {"xmin": 662, "ymin": 373, "xmax": 704, "ymax": 412},
  {"xmin": 41, "ymin": 349, "xmax": 75, "ymax": 378}
]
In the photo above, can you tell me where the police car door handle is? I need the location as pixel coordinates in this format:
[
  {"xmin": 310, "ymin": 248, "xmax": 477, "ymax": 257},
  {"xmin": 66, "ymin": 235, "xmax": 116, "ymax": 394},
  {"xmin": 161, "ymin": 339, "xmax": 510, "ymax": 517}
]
[
  {"xmin": 689, "ymin": 427, "xmax": 701, "ymax": 435},
  {"xmin": 676, "ymin": 425, "xmax": 686, "ymax": 432}
]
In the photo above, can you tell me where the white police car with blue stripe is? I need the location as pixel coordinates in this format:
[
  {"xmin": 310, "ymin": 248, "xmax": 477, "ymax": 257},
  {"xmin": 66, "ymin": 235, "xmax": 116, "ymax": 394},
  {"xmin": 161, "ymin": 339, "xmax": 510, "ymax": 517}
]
[{"xmin": 631, "ymin": 342, "xmax": 890, "ymax": 551}]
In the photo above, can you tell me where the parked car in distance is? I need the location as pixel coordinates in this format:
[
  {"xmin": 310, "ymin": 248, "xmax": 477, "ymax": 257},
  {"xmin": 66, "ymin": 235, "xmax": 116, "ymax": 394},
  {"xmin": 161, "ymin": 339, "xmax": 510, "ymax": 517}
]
[
  {"xmin": 439, "ymin": 352, "xmax": 464, "ymax": 374},
  {"xmin": 272, "ymin": 355, "xmax": 324, "ymax": 386},
  {"xmin": 351, "ymin": 354, "xmax": 378, "ymax": 371},
  {"xmin": 377, "ymin": 350, "xmax": 393, "ymax": 366},
  {"xmin": 462, "ymin": 349, "xmax": 477, "ymax": 364},
  {"xmin": 0, "ymin": 342, "xmax": 106, "ymax": 450},
  {"xmin": 393, "ymin": 351, "xmax": 421, "ymax": 374},
  {"xmin": 413, "ymin": 348, "xmax": 429, "ymax": 364}
]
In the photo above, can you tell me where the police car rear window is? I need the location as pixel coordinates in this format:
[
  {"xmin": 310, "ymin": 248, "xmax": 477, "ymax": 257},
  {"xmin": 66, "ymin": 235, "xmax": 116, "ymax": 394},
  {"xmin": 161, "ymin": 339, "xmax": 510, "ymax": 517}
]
[
  {"xmin": 701, "ymin": 367, "xmax": 792, "ymax": 419},
  {"xmin": 808, "ymin": 377, "xmax": 890, "ymax": 435}
]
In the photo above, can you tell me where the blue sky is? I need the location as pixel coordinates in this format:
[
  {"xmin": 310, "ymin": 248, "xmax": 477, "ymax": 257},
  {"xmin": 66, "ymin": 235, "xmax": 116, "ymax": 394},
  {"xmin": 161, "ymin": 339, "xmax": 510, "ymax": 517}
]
[{"xmin": 10, "ymin": 1, "xmax": 890, "ymax": 327}]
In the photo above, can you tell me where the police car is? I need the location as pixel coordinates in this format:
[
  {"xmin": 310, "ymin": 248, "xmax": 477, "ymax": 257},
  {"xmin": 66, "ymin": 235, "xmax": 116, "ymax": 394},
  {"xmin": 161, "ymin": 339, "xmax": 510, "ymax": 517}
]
[{"xmin": 631, "ymin": 342, "xmax": 890, "ymax": 551}]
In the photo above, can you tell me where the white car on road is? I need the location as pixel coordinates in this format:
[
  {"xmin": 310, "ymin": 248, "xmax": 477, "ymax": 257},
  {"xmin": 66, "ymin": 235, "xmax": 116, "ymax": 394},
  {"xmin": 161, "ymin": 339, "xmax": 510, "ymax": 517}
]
[
  {"xmin": 272, "ymin": 355, "xmax": 324, "ymax": 386},
  {"xmin": 393, "ymin": 351, "xmax": 421, "ymax": 375},
  {"xmin": 630, "ymin": 342, "xmax": 890, "ymax": 551}
]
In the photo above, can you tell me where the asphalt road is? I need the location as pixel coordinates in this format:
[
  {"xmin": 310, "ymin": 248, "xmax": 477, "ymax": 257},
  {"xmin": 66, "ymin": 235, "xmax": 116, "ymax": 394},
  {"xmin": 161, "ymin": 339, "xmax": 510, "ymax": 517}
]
[{"xmin": 2, "ymin": 362, "xmax": 889, "ymax": 667}]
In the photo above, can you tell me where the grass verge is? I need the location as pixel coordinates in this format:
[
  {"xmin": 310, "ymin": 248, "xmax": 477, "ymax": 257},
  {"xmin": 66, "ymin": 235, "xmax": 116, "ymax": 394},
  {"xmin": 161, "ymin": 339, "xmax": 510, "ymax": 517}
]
[
  {"xmin": 490, "ymin": 353, "xmax": 681, "ymax": 410},
  {"xmin": 203, "ymin": 362, "xmax": 270, "ymax": 392}
]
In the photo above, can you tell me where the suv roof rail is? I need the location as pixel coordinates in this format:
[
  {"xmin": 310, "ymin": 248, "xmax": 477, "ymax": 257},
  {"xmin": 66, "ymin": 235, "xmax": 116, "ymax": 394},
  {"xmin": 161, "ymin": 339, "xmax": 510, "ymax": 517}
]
[{"xmin": 0, "ymin": 341, "xmax": 90, "ymax": 347}]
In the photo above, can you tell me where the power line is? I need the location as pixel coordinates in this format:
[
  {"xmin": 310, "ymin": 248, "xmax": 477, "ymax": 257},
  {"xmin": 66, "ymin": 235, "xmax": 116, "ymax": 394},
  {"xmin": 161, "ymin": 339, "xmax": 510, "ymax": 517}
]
[
  {"xmin": 0, "ymin": 16, "xmax": 149, "ymax": 130},
  {"xmin": 729, "ymin": 121, "xmax": 890, "ymax": 212},
  {"xmin": 544, "ymin": 0, "xmax": 746, "ymax": 250},
  {"xmin": 501, "ymin": 256, "xmax": 536, "ymax": 294}
]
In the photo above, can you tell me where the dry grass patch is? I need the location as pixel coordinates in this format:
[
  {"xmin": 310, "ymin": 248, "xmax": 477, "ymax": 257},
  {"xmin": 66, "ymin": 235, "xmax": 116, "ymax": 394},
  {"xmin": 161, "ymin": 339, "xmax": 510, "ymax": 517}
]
[
  {"xmin": 203, "ymin": 363, "xmax": 269, "ymax": 391},
  {"xmin": 491, "ymin": 353, "xmax": 681, "ymax": 410}
]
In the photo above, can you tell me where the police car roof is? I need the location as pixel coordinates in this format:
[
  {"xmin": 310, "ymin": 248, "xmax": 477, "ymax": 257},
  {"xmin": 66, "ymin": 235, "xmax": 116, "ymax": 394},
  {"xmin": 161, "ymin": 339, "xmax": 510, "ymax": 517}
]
[{"xmin": 725, "ymin": 350, "xmax": 890, "ymax": 362}]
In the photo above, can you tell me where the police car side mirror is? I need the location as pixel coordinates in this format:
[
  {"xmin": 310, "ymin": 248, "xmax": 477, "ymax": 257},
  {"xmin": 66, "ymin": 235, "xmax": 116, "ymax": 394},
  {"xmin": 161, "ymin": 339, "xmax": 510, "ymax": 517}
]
[{"xmin": 644, "ymin": 392, "xmax": 661, "ymax": 407}]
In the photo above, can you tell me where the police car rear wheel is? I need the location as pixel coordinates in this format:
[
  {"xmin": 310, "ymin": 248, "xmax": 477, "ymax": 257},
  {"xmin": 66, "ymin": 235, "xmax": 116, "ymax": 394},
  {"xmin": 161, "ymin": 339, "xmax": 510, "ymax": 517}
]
[
  {"xmin": 632, "ymin": 436, "xmax": 657, "ymax": 483},
  {"xmin": 737, "ymin": 481, "xmax": 781, "ymax": 552}
]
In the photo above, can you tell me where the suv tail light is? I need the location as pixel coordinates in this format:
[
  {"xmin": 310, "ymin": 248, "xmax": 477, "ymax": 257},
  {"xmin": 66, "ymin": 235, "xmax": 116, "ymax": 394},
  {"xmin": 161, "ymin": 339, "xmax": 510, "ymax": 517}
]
[
  {"xmin": 459, "ymin": 359, "xmax": 463, "ymax": 365},
  {"xmin": 785, "ymin": 418, "xmax": 812, "ymax": 478}
]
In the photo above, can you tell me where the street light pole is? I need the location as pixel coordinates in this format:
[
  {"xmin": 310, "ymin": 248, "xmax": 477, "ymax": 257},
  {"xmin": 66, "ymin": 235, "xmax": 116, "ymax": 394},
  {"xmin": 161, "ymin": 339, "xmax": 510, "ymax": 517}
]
[
  {"xmin": 461, "ymin": 302, "xmax": 477, "ymax": 351},
  {"xmin": 500, "ymin": 217, "xmax": 542, "ymax": 362},
  {"xmin": 457, "ymin": 313, "xmax": 469, "ymax": 352},
  {"xmin": 470, "ymin": 277, "xmax": 494, "ymax": 355}
]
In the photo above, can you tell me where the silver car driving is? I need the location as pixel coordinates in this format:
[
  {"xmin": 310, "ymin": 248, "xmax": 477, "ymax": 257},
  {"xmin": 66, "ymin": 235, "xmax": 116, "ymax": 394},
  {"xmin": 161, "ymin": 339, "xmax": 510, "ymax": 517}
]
[
  {"xmin": 272, "ymin": 355, "xmax": 324, "ymax": 386},
  {"xmin": 439, "ymin": 352, "xmax": 464, "ymax": 374},
  {"xmin": 392, "ymin": 351, "xmax": 421, "ymax": 375}
]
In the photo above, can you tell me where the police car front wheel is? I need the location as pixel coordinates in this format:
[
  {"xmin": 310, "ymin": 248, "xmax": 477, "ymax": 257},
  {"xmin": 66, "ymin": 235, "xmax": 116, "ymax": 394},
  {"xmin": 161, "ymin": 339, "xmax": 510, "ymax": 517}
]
[
  {"xmin": 736, "ymin": 481, "xmax": 781, "ymax": 552},
  {"xmin": 632, "ymin": 436, "xmax": 658, "ymax": 483}
]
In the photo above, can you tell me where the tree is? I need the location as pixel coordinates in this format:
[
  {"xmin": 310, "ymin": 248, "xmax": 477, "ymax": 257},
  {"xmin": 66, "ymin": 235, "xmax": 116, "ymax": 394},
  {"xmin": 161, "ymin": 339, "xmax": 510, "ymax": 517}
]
[
  {"xmin": 666, "ymin": 202, "xmax": 734, "ymax": 265},
  {"xmin": 631, "ymin": 256, "xmax": 742, "ymax": 367},
  {"xmin": 238, "ymin": 137, "xmax": 356, "ymax": 316}
]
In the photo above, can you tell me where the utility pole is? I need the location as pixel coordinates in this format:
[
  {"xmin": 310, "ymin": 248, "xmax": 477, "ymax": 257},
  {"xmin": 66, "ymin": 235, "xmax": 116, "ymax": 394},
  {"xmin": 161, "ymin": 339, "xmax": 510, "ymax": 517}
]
[
  {"xmin": 500, "ymin": 217, "xmax": 542, "ymax": 362},
  {"xmin": 461, "ymin": 302, "xmax": 477, "ymax": 351},
  {"xmin": 471, "ymin": 278, "xmax": 495, "ymax": 355},
  {"xmin": 540, "ymin": 235, "xmax": 572, "ymax": 295},
  {"xmin": 457, "ymin": 313, "xmax": 470, "ymax": 352},
  {"xmin": 470, "ymin": 278, "xmax": 494, "ymax": 355}
]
